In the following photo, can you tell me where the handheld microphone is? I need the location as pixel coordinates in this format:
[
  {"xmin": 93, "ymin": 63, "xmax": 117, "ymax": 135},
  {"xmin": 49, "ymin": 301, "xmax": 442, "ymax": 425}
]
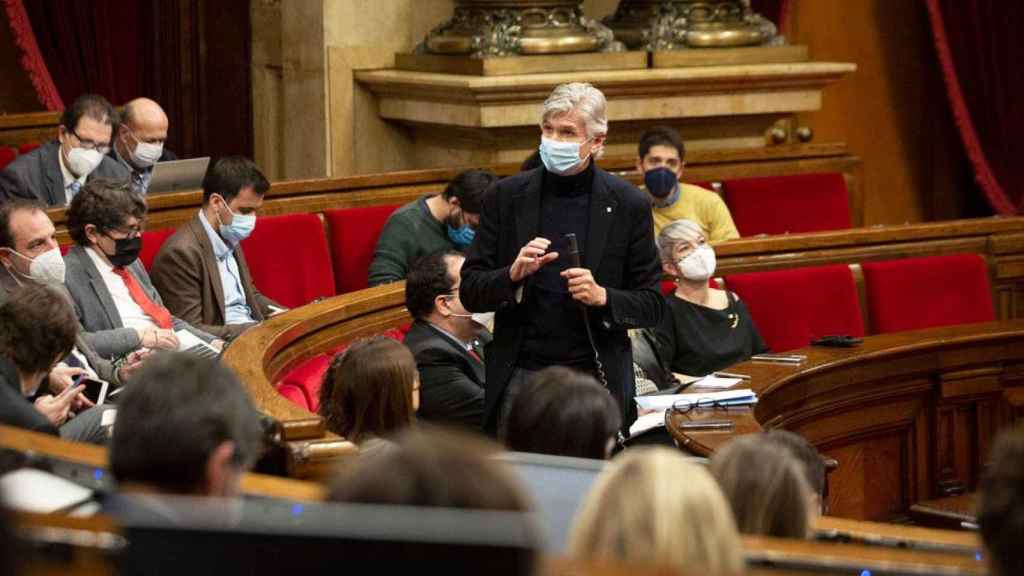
[
  {"xmin": 565, "ymin": 233, "xmax": 581, "ymax": 268},
  {"xmin": 563, "ymin": 233, "xmax": 608, "ymax": 390}
]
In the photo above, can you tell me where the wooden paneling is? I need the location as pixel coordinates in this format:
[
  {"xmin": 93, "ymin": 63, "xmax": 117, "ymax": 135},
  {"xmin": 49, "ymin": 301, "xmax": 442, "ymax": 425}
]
[
  {"xmin": 665, "ymin": 321, "xmax": 1024, "ymax": 521},
  {"xmin": 789, "ymin": 0, "xmax": 973, "ymax": 225}
]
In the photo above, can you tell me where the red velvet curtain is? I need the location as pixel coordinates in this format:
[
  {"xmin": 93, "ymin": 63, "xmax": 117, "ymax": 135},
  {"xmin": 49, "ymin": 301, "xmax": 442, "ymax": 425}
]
[
  {"xmin": 1, "ymin": 0, "xmax": 63, "ymax": 110},
  {"xmin": 926, "ymin": 0, "xmax": 1023, "ymax": 215},
  {"xmin": 22, "ymin": 0, "xmax": 145, "ymax": 108},
  {"xmin": 17, "ymin": 0, "xmax": 253, "ymax": 160}
]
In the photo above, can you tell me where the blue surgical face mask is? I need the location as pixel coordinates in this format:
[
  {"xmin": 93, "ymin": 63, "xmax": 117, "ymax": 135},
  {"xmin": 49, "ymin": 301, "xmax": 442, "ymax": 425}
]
[
  {"xmin": 448, "ymin": 224, "xmax": 475, "ymax": 249},
  {"xmin": 217, "ymin": 198, "xmax": 257, "ymax": 245},
  {"xmin": 539, "ymin": 136, "xmax": 589, "ymax": 175},
  {"xmin": 644, "ymin": 167, "xmax": 678, "ymax": 199}
]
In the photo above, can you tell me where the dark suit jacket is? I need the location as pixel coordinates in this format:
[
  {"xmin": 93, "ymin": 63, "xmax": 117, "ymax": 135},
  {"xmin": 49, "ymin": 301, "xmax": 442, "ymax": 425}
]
[
  {"xmin": 0, "ymin": 140, "xmax": 130, "ymax": 206},
  {"xmin": 63, "ymin": 245, "xmax": 217, "ymax": 358},
  {"xmin": 403, "ymin": 320, "xmax": 489, "ymax": 430},
  {"xmin": 150, "ymin": 214, "xmax": 279, "ymax": 340},
  {"xmin": 0, "ymin": 357, "xmax": 58, "ymax": 435},
  {"xmin": 460, "ymin": 166, "xmax": 665, "ymax": 433}
]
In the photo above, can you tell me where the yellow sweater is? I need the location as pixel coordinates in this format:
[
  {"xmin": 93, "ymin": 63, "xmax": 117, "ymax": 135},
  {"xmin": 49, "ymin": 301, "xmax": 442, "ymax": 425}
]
[{"xmin": 651, "ymin": 182, "xmax": 740, "ymax": 242}]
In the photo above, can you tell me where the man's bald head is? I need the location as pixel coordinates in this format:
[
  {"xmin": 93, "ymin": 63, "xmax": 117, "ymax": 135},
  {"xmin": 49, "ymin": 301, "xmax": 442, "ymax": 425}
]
[
  {"xmin": 117, "ymin": 98, "xmax": 169, "ymax": 169},
  {"xmin": 120, "ymin": 98, "xmax": 168, "ymax": 143}
]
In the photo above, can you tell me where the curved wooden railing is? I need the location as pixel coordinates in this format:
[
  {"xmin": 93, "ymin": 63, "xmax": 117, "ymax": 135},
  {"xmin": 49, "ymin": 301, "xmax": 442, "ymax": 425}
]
[
  {"xmin": 43, "ymin": 141, "xmax": 864, "ymax": 243},
  {"xmin": 221, "ymin": 283, "xmax": 410, "ymax": 478},
  {"xmin": 667, "ymin": 320, "xmax": 1024, "ymax": 521}
]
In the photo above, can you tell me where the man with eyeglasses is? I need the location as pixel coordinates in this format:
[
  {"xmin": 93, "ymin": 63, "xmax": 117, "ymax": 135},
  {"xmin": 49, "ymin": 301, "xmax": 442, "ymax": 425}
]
[
  {"xmin": 110, "ymin": 98, "xmax": 176, "ymax": 194},
  {"xmin": 63, "ymin": 179, "xmax": 223, "ymax": 362},
  {"xmin": 0, "ymin": 94, "xmax": 129, "ymax": 206}
]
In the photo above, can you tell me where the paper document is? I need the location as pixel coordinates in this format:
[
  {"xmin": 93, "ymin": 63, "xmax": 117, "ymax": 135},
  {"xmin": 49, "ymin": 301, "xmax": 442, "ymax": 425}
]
[
  {"xmin": 0, "ymin": 469, "xmax": 93, "ymax": 514},
  {"xmin": 629, "ymin": 411, "xmax": 666, "ymax": 437},
  {"xmin": 690, "ymin": 376, "xmax": 743, "ymax": 389},
  {"xmin": 175, "ymin": 330, "xmax": 219, "ymax": 359},
  {"xmin": 635, "ymin": 388, "xmax": 757, "ymax": 412}
]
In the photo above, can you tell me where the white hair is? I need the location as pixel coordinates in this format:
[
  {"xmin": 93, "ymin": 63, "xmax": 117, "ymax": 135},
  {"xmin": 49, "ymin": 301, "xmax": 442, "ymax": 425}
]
[
  {"xmin": 540, "ymin": 82, "xmax": 609, "ymax": 142},
  {"xmin": 657, "ymin": 219, "xmax": 704, "ymax": 263}
]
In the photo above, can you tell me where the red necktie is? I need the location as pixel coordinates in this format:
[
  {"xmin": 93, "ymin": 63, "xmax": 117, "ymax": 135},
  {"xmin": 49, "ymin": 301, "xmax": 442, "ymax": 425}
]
[
  {"xmin": 468, "ymin": 348, "xmax": 483, "ymax": 364},
  {"xmin": 111, "ymin": 267, "xmax": 174, "ymax": 329}
]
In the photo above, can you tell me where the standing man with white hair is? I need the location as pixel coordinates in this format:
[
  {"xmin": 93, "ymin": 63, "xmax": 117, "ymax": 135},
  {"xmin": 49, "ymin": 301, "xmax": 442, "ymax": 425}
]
[{"xmin": 460, "ymin": 82, "xmax": 664, "ymax": 436}]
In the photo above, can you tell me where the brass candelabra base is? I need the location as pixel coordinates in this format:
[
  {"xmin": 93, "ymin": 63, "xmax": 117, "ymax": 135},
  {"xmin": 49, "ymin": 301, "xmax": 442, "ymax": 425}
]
[
  {"xmin": 421, "ymin": 0, "xmax": 617, "ymax": 57},
  {"xmin": 604, "ymin": 0, "xmax": 780, "ymax": 51}
]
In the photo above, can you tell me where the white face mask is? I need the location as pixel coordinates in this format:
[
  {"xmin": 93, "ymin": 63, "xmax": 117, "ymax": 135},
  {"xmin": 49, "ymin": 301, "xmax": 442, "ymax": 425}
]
[
  {"xmin": 6, "ymin": 246, "xmax": 66, "ymax": 285},
  {"xmin": 677, "ymin": 244, "xmax": 717, "ymax": 282},
  {"xmin": 130, "ymin": 140, "xmax": 164, "ymax": 168},
  {"xmin": 65, "ymin": 147, "xmax": 104, "ymax": 178},
  {"xmin": 469, "ymin": 311, "xmax": 494, "ymax": 328}
]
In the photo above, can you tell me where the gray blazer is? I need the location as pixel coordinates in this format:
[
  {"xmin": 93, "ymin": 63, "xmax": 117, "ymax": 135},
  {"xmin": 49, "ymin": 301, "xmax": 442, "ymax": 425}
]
[
  {"xmin": 63, "ymin": 245, "xmax": 217, "ymax": 359},
  {"xmin": 0, "ymin": 270, "xmax": 123, "ymax": 384},
  {"xmin": 0, "ymin": 140, "xmax": 130, "ymax": 206}
]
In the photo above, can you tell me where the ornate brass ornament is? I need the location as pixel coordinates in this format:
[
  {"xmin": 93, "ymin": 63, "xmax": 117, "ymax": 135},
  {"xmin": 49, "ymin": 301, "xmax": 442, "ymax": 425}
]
[
  {"xmin": 604, "ymin": 0, "xmax": 781, "ymax": 51},
  {"xmin": 421, "ymin": 0, "xmax": 619, "ymax": 57}
]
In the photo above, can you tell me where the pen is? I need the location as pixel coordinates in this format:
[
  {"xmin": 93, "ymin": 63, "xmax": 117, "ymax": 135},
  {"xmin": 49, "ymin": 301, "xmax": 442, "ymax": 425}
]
[{"xmin": 712, "ymin": 371, "xmax": 751, "ymax": 380}]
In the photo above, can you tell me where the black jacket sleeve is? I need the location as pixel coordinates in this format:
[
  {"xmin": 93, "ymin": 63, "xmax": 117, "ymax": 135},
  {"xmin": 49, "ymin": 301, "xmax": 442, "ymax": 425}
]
[
  {"xmin": 460, "ymin": 183, "xmax": 519, "ymax": 313},
  {"xmin": 601, "ymin": 191, "xmax": 665, "ymax": 331}
]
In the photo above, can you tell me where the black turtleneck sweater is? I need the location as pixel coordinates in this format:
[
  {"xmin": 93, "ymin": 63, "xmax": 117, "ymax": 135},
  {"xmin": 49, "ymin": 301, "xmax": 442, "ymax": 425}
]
[{"xmin": 519, "ymin": 162, "xmax": 595, "ymax": 370}]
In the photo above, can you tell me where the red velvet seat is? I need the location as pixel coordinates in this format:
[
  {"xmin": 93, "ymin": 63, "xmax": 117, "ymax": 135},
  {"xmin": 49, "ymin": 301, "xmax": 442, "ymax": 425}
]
[
  {"xmin": 724, "ymin": 264, "xmax": 864, "ymax": 352},
  {"xmin": 275, "ymin": 327, "xmax": 409, "ymax": 412},
  {"xmin": 276, "ymin": 383, "xmax": 311, "ymax": 411},
  {"xmin": 0, "ymin": 147, "xmax": 17, "ymax": 170},
  {"xmin": 323, "ymin": 204, "xmax": 401, "ymax": 294},
  {"xmin": 861, "ymin": 254, "xmax": 995, "ymax": 334},
  {"xmin": 722, "ymin": 173, "xmax": 851, "ymax": 236},
  {"xmin": 240, "ymin": 213, "xmax": 335, "ymax": 309},
  {"xmin": 139, "ymin": 228, "xmax": 177, "ymax": 271},
  {"xmin": 17, "ymin": 142, "xmax": 40, "ymax": 155}
]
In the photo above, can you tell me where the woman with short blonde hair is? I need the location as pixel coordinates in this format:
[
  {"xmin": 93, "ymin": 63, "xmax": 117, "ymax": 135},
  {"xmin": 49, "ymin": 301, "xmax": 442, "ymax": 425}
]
[{"xmin": 568, "ymin": 447, "xmax": 745, "ymax": 574}]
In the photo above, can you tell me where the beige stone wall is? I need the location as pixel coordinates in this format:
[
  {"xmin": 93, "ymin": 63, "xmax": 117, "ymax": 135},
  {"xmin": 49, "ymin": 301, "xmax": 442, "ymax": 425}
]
[
  {"xmin": 252, "ymin": 0, "xmax": 454, "ymax": 180},
  {"xmin": 252, "ymin": 0, "xmax": 624, "ymax": 180}
]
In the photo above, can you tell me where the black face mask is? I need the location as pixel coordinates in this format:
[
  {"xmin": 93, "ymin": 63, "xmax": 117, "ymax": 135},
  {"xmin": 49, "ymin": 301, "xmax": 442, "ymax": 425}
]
[{"xmin": 104, "ymin": 236, "xmax": 143, "ymax": 268}]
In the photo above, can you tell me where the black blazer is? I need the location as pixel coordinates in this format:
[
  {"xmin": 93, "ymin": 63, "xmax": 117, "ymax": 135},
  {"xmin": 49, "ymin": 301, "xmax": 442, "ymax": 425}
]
[
  {"xmin": 460, "ymin": 166, "xmax": 664, "ymax": 433},
  {"xmin": 0, "ymin": 140, "xmax": 129, "ymax": 206},
  {"xmin": 403, "ymin": 319, "xmax": 488, "ymax": 431}
]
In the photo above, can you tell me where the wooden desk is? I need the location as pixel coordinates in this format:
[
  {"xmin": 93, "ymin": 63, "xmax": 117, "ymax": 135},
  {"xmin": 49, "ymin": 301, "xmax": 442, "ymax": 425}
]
[
  {"xmin": 910, "ymin": 494, "xmax": 979, "ymax": 531},
  {"xmin": 666, "ymin": 321, "xmax": 1024, "ymax": 520},
  {"xmin": 13, "ymin": 512, "xmax": 988, "ymax": 576},
  {"xmin": 0, "ymin": 425, "xmax": 326, "ymax": 502}
]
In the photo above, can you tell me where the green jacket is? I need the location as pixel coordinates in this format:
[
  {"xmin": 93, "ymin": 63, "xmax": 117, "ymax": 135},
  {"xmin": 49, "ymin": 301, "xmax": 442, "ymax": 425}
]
[{"xmin": 368, "ymin": 196, "xmax": 456, "ymax": 286}]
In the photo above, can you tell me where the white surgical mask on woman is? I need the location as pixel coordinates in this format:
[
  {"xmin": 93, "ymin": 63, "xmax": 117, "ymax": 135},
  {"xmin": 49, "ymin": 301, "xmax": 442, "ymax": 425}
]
[{"xmin": 677, "ymin": 244, "xmax": 717, "ymax": 282}]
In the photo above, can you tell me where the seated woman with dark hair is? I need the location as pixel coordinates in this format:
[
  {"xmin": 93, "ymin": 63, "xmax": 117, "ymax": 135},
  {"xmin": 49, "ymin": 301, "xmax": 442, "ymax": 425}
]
[
  {"xmin": 710, "ymin": 435, "xmax": 813, "ymax": 539},
  {"xmin": 502, "ymin": 366, "xmax": 621, "ymax": 460},
  {"xmin": 318, "ymin": 336, "xmax": 419, "ymax": 455},
  {"xmin": 652, "ymin": 219, "xmax": 767, "ymax": 377}
]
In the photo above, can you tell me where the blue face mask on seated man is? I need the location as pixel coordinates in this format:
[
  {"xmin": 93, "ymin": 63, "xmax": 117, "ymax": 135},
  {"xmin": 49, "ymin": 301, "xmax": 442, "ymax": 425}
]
[
  {"xmin": 644, "ymin": 167, "xmax": 679, "ymax": 199},
  {"xmin": 448, "ymin": 224, "xmax": 475, "ymax": 249},
  {"xmin": 539, "ymin": 137, "xmax": 590, "ymax": 175},
  {"xmin": 217, "ymin": 196, "xmax": 257, "ymax": 246}
]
